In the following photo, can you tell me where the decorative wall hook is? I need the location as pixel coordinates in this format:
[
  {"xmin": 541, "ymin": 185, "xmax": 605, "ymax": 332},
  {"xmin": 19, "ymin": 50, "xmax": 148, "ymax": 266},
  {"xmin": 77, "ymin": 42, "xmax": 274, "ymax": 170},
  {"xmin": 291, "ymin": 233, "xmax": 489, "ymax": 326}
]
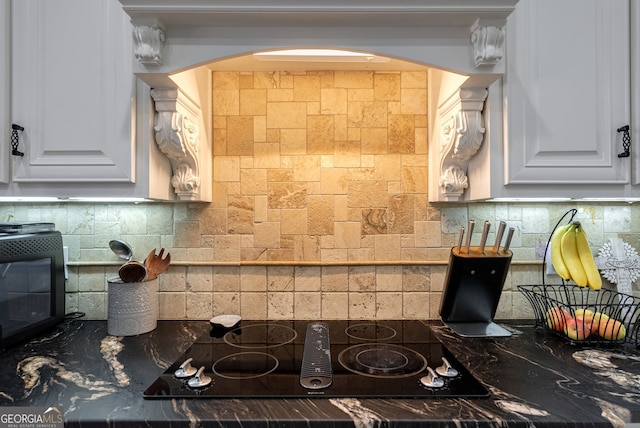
[
  {"xmin": 11, "ymin": 124, "xmax": 25, "ymax": 157},
  {"xmin": 617, "ymin": 125, "xmax": 630, "ymax": 158}
]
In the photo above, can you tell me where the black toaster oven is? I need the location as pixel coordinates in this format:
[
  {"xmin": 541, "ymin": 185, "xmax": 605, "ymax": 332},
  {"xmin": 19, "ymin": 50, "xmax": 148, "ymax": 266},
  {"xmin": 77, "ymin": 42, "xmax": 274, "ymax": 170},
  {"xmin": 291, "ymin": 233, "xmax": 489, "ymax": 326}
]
[{"xmin": 0, "ymin": 223, "xmax": 65, "ymax": 350}]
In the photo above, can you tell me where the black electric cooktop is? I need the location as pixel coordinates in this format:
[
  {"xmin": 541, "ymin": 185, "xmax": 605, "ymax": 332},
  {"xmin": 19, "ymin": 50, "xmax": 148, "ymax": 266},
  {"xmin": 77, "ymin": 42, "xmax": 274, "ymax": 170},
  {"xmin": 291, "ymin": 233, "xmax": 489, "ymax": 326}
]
[{"xmin": 144, "ymin": 320, "xmax": 489, "ymax": 399}]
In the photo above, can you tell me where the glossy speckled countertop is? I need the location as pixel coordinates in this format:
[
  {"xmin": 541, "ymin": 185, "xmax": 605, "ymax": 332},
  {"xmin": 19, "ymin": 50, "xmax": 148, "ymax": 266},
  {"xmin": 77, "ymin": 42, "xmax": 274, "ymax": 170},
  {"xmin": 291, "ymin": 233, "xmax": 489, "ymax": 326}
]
[{"xmin": 0, "ymin": 319, "xmax": 639, "ymax": 427}]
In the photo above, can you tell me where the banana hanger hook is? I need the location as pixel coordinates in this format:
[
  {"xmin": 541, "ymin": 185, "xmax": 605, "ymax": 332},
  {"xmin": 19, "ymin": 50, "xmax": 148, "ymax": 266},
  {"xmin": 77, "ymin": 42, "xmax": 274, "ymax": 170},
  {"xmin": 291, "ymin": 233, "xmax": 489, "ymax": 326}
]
[{"xmin": 542, "ymin": 208, "xmax": 578, "ymax": 285}]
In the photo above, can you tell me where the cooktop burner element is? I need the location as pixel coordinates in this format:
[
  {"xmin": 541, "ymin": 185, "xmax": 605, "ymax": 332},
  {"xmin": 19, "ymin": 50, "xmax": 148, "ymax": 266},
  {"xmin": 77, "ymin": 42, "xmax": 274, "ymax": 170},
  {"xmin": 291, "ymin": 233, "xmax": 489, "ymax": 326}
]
[
  {"xmin": 223, "ymin": 323, "xmax": 297, "ymax": 348},
  {"xmin": 338, "ymin": 343, "xmax": 428, "ymax": 378},
  {"xmin": 212, "ymin": 352, "xmax": 279, "ymax": 379},
  {"xmin": 143, "ymin": 320, "xmax": 489, "ymax": 399},
  {"xmin": 345, "ymin": 323, "xmax": 397, "ymax": 341}
]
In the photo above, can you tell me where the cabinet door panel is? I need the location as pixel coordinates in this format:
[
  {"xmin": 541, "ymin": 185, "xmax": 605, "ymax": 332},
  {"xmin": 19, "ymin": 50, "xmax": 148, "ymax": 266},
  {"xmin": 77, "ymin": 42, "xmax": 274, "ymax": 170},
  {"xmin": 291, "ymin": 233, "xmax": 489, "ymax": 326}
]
[
  {"xmin": 632, "ymin": 1, "xmax": 640, "ymax": 186},
  {"xmin": 1, "ymin": 0, "xmax": 9, "ymax": 184},
  {"xmin": 11, "ymin": 0, "xmax": 134, "ymax": 182},
  {"xmin": 505, "ymin": 0, "xmax": 630, "ymax": 184}
]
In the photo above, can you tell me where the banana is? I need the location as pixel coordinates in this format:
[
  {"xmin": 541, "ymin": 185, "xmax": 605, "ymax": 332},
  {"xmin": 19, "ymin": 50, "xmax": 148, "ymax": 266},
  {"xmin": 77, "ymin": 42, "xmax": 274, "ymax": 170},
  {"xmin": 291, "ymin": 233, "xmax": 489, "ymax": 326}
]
[
  {"xmin": 550, "ymin": 223, "xmax": 572, "ymax": 280},
  {"xmin": 560, "ymin": 222, "xmax": 588, "ymax": 287},
  {"xmin": 575, "ymin": 223, "xmax": 602, "ymax": 290}
]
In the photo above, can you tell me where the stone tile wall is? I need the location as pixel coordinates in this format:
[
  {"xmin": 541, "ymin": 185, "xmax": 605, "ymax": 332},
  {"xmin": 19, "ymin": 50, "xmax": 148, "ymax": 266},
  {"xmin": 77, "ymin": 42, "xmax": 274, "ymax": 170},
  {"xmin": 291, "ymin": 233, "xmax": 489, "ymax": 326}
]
[
  {"xmin": 1, "ymin": 202, "xmax": 639, "ymax": 321},
  {"xmin": 200, "ymin": 70, "xmax": 434, "ymax": 263}
]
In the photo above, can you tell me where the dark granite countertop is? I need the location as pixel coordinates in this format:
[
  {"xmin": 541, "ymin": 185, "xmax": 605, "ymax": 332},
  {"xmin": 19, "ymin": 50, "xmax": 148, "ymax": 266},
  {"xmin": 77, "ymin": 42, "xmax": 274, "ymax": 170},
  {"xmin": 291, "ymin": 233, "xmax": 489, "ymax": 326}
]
[{"xmin": 0, "ymin": 319, "xmax": 639, "ymax": 428}]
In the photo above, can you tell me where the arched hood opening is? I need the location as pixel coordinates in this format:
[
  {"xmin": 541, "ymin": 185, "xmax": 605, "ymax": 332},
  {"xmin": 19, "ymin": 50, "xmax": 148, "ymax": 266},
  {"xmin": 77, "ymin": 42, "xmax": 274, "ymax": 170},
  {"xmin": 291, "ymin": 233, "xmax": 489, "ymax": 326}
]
[{"xmin": 117, "ymin": 0, "xmax": 518, "ymax": 203}]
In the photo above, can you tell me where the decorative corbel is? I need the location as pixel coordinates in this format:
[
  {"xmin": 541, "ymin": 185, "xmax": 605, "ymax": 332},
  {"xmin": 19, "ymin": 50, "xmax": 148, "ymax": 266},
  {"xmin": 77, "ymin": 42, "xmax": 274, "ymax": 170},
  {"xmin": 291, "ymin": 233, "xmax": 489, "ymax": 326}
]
[
  {"xmin": 438, "ymin": 88, "xmax": 488, "ymax": 201},
  {"xmin": 150, "ymin": 88, "xmax": 202, "ymax": 201},
  {"xmin": 133, "ymin": 25, "xmax": 165, "ymax": 66},
  {"xmin": 470, "ymin": 21, "xmax": 505, "ymax": 67}
]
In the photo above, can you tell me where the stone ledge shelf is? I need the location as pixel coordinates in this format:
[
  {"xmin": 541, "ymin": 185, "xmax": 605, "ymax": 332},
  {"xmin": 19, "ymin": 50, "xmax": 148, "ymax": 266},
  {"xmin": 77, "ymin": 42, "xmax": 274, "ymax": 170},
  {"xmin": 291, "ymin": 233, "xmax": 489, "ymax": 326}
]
[{"xmin": 66, "ymin": 260, "xmax": 539, "ymax": 267}]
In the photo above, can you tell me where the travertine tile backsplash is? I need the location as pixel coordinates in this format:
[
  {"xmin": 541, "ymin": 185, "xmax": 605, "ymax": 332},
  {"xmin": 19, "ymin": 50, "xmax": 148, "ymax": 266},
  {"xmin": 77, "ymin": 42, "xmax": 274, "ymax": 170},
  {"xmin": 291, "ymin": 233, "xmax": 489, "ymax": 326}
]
[
  {"xmin": 1, "ymin": 71, "xmax": 639, "ymax": 322},
  {"xmin": 205, "ymin": 70, "xmax": 432, "ymax": 263},
  {"xmin": 1, "ymin": 202, "xmax": 639, "ymax": 321}
]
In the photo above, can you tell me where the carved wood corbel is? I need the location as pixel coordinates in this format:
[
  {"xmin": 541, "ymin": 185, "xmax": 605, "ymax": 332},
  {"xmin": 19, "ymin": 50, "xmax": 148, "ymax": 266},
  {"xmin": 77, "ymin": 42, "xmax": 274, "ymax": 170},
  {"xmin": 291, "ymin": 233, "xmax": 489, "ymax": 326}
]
[
  {"xmin": 150, "ymin": 88, "xmax": 202, "ymax": 201},
  {"xmin": 438, "ymin": 88, "xmax": 488, "ymax": 201},
  {"xmin": 133, "ymin": 25, "xmax": 165, "ymax": 66},
  {"xmin": 471, "ymin": 21, "xmax": 505, "ymax": 67}
]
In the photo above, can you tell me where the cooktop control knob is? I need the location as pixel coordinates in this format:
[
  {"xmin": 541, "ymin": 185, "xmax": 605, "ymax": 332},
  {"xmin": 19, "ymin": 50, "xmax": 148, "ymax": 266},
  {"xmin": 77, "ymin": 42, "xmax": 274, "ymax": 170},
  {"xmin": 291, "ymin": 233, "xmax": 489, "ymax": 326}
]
[
  {"xmin": 187, "ymin": 366, "xmax": 212, "ymax": 388},
  {"xmin": 435, "ymin": 357, "xmax": 459, "ymax": 378},
  {"xmin": 174, "ymin": 357, "xmax": 197, "ymax": 378},
  {"xmin": 420, "ymin": 367, "xmax": 445, "ymax": 389}
]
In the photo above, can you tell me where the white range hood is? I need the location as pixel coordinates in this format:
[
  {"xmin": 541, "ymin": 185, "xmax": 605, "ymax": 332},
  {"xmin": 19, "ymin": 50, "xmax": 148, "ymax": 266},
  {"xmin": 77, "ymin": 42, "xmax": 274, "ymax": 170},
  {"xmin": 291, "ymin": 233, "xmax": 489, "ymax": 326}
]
[
  {"xmin": 118, "ymin": 0, "xmax": 519, "ymax": 202},
  {"xmin": 119, "ymin": 0, "xmax": 517, "ymax": 79}
]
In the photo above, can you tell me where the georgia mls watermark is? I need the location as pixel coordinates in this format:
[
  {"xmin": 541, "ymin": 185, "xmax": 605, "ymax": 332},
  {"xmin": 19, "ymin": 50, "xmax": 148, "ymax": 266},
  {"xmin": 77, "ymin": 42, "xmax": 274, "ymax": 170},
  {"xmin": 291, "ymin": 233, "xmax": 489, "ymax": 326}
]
[{"xmin": 0, "ymin": 407, "xmax": 64, "ymax": 428}]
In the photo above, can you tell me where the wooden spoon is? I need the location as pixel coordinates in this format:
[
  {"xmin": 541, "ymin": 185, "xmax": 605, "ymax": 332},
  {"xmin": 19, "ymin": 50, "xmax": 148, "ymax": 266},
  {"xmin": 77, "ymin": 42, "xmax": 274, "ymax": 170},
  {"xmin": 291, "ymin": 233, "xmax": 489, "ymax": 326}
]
[
  {"xmin": 145, "ymin": 248, "xmax": 171, "ymax": 280},
  {"xmin": 144, "ymin": 249, "xmax": 155, "ymax": 278}
]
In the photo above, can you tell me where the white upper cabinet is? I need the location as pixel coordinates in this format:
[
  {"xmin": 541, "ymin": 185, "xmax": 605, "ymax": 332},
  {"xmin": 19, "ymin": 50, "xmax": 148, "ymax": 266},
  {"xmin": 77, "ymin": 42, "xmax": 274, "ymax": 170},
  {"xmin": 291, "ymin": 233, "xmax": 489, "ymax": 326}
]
[
  {"xmin": 500, "ymin": 0, "xmax": 631, "ymax": 195},
  {"xmin": 9, "ymin": 0, "xmax": 134, "ymax": 184},
  {"xmin": 0, "ymin": 0, "xmax": 9, "ymax": 184},
  {"xmin": 428, "ymin": 0, "xmax": 634, "ymax": 202},
  {"xmin": 2, "ymin": 0, "xmax": 211, "ymax": 201},
  {"xmin": 632, "ymin": 1, "xmax": 640, "ymax": 187}
]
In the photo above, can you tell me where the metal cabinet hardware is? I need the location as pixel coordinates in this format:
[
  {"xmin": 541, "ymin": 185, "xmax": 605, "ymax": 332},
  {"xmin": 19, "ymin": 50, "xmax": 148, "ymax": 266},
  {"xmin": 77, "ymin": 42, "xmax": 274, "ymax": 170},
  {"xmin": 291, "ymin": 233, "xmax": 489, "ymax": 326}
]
[
  {"xmin": 11, "ymin": 124, "xmax": 25, "ymax": 157},
  {"xmin": 617, "ymin": 125, "xmax": 630, "ymax": 158}
]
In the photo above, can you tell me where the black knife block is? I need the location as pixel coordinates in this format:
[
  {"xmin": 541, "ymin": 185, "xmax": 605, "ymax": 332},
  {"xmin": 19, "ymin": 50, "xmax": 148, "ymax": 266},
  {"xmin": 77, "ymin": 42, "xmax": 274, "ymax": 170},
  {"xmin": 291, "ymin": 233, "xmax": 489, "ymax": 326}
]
[{"xmin": 440, "ymin": 247, "xmax": 512, "ymax": 337}]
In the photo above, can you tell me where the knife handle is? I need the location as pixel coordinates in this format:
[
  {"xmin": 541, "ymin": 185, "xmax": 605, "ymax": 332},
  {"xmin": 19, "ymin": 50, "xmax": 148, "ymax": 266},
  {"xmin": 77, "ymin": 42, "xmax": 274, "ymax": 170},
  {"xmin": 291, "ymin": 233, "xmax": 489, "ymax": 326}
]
[
  {"xmin": 457, "ymin": 227, "xmax": 464, "ymax": 253},
  {"xmin": 494, "ymin": 221, "xmax": 506, "ymax": 253},
  {"xmin": 503, "ymin": 227, "xmax": 515, "ymax": 254},
  {"xmin": 479, "ymin": 220, "xmax": 490, "ymax": 254},
  {"xmin": 465, "ymin": 220, "xmax": 475, "ymax": 253}
]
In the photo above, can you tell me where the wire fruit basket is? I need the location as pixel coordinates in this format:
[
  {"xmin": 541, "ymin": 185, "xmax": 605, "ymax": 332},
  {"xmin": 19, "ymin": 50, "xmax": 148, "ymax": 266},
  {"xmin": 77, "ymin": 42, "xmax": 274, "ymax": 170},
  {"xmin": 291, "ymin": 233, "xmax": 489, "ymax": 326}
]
[
  {"xmin": 518, "ymin": 284, "xmax": 639, "ymax": 346},
  {"xmin": 517, "ymin": 208, "xmax": 639, "ymax": 347}
]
